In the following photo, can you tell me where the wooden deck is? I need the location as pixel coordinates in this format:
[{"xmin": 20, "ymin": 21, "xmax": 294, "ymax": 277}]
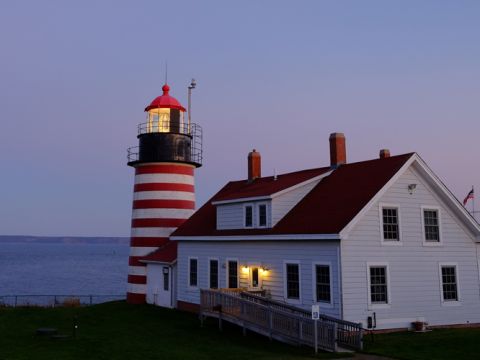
[{"xmin": 200, "ymin": 289, "xmax": 363, "ymax": 353}]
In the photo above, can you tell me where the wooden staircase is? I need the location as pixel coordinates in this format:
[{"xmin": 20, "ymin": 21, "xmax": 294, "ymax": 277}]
[{"xmin": 199, "ymin": 289, "xmax": 363, "ymax": 352}]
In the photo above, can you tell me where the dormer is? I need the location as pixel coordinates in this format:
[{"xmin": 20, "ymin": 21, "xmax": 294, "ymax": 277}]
[{"xmin": 212, "ymin": 150, "xmax": 332, "ymax": 231}]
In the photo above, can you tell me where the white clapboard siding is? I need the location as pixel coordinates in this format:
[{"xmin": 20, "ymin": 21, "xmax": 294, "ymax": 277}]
[
  {"xmin": 341, "ymin": 166, "xmax": 480, "ymax": 329},
  {"xmin": 177, "ymin": 240, "xmax": 341, "ymax": 318}
]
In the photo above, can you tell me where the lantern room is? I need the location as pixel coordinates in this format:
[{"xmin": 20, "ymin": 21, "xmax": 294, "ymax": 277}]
[
  {"xmin": 144, "ymin": 84, "xmax": 188, "ymax": 134},
  {"xmin": 127, "ymin": 83, "xmax": 202, "ymax": 168}
]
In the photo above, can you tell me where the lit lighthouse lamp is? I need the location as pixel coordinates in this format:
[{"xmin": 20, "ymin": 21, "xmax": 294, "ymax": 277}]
[{"xmin": 126, "ymin": 81, "xmax": 202, "ymax": 304}]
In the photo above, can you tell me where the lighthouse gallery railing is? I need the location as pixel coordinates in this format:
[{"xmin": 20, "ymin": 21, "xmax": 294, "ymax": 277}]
[{"xmin": 127, "ymin": 122, "xmax": 202, "ymax": 165}]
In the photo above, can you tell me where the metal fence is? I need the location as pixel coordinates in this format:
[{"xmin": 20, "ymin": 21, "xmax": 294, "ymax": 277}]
[{"xmin": 0, "ymin": 294, "xmax": 125, "ymax": 308}]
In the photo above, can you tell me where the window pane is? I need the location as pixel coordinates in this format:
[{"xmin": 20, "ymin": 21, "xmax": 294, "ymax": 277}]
[
  {"xmin": 315, "ymin": 265, "xmax": 331, "ymax": 303},
  {"xmin": 370, "ymin": 266, "xmax": 388, "ymax": 304},
  {"xmin": 382, "ymin": 208, "xmax": 399, "ymax": 241},
  {"xmin": 441, "ymin": 266, "xmax": 458, "ymax": 301},
  {"xmin": 259, "ymin": 204, "xmax": 267, "ymax": 227},
  {"xmin": 163, "ymin": 270, "xmax": 169, "ymax": 291},
  {"xmin": 245, "ymin": 206, "xmax": 253, "ymax": 227},
  {"xmin": 189, "ymin": 259, "xmax": 197, "ymax": 287},
  {"xmin": 286, "ymin": 264, "xmax": 300, "ymax": 299},
  {"xmin": 228, "ymin": 261, "xmax": 238, "ymax": 288},
  {"xmin": 424, "ymin": 210, "xmax": 440, "ymax": 242},
  {"xmin": 210, "ymin": 260, "xmax": 218, "ymax": 289}
]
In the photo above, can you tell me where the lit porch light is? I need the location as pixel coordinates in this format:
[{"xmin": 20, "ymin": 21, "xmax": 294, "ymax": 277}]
[{"xmin": 241, "ymin": 265, "xmax": 249, "ymax": 274}]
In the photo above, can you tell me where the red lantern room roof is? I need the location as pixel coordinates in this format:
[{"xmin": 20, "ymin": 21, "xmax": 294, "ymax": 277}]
[{"xmin": 145, "ymin": 84, "xmax": 186, "ymax": 112}]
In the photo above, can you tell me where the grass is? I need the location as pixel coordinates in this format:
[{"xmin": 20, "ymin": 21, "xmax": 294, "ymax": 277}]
[
  {"xmin": 363, "ymin": 327, "xmax": 480, "ymax": 360},
  {"xmin": 0, "ymin": 301, "xmax": 349, "ymax": 360}
]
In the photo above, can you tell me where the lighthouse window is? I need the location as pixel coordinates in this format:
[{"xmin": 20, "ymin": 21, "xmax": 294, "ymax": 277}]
[{"xmin": 147, "ymin": 108, "xmax": 170, "ymax": 133}]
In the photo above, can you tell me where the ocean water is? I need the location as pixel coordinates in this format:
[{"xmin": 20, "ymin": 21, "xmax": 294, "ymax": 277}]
[{"xmin": 0, "ymin": 242, "xmax": 129, "ymax": 296}]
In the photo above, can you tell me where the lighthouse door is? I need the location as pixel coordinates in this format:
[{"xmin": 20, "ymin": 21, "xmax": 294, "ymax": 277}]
[{"xmin": 157, "ymin": 266, "xmax": 172, "ymax": 308}]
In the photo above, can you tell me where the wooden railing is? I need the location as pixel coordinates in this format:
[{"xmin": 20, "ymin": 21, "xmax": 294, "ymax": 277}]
[{"xmin": 200, "ymin": 289, "xmax": 363, "ymax": 352}]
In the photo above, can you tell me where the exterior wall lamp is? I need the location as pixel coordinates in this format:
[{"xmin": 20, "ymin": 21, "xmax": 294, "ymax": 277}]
[{"xmin": 408, "ymin": 184, "xmax": 417, "ymax": 195}]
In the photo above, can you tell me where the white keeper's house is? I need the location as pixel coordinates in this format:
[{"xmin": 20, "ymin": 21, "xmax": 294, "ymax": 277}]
[{"xmin": 126, "ymin": 84, "xmax": 480, "ymax": 331}]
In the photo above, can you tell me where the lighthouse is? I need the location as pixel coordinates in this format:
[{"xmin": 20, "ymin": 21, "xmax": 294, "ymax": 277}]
[{"xmin": 126, "ymin": 81, "xmax": 202, "ymax": 304}]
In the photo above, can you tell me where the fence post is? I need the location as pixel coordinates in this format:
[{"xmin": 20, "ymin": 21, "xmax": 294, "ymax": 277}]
[
  {"xmin": 358, "ymin": 324, "xmax": 364, "ymax": 350},
  {"xmin": 14, "ymin": 296, "xmax": 17, "ymax": 308},
  {"xmin": 268, "ymin": 306, "xmax": 273, "ymax": 341},
  {"xmin": 314, "ymin": 320, "xmax": 318, "ymax": 354},
  {"xmin": 54, "ymin": 295, "xmax": 57, "ymax": 308},
  {"xmin": 333, "ymin": 322, "xmax": 338, "ymax": 352}
]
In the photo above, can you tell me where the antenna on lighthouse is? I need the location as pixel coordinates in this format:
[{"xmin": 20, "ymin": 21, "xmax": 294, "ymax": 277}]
[
  {"xmin": 165, "ymin": 61, "xmax": 168, "ymax": 84},
  {"xmin": 188, "ymin": 78, "xmax": 196, "ymax": 129}
]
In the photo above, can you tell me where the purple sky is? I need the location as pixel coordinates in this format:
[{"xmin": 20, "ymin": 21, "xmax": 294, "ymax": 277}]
[{"xmin": 1, "ymin": 1, "xmax": 479, "ymax": 236}]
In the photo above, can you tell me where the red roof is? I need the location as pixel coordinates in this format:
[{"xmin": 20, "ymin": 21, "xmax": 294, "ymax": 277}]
[
  {"xmin": 145, "ymin": 84, "xmax": 186, "ymax": 112},
  {"xmin": 214, "ymin": 167, "xmax": 331, "ymax": 202},
  {"xmin": 140, "ymin": 241, "xmax": 177, "ymax": 264},
  {"xmin": 172, "ymin": 153, "xmax": 414, "ymax": 237}
]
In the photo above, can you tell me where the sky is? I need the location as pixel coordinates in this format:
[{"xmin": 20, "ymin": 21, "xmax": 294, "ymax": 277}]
[{"xmin": 0, "ymin": 0, "xmax": 479, "ymax": 237}]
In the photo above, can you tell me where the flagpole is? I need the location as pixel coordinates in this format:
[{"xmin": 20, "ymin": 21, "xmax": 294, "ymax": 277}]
[{"xmin": 473, "ymin": 185, "xmax": 475, "ymax": 221}]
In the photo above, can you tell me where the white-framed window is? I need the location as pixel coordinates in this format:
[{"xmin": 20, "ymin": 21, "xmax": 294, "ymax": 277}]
[
  {"xmin": 312, "ymin": 262, "xmax": 333, "ymax": 307},
  {"xmin": 422, "ymin": 206, "xmax": 442, "ymax": 246},
  {"xmin": 244, "ymin": 204, "xmax": 253, "ymax": 228},
  {"xmin": 367, "ymin": 262, "xmax": 391, "ymax": 309},
  {"xmin": 379, "ymin": 203, "xmax": 401, "ymax": 244},
  {"xmin": 284, "ymin": 261, "xmax": 301, "ymax": 303},
  {"xmin": 226, "ymin": 259, "xmax": 239, "ymax": 288},
  {"xmin": 439, "ymin": 263, "xmax": 460, "ymax": 305},
  {"xmin": 188, "ymin": 257, "xmax": 198, "ymax": 288},
  {"xmin": 209, "ymin": 258, "xmax": 219, "ymax": 289},
  {"xmin": 257, "ymin": 203, "xmax": 267, "ymax": 228}
]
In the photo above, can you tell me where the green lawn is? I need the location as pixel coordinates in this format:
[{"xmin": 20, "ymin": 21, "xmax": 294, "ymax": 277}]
[
  {"xmin": 0, "ymin": 301, "xmax": 348, "ymax": 360},
  {"xmin": 363, "ymin": 327, "xmax": 480, "ymax": 360}
]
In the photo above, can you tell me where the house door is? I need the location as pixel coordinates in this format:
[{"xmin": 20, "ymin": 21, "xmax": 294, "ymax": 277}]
[{"xmin": 156, "ymin": 266, "xmax": 172, "ymax": 308}]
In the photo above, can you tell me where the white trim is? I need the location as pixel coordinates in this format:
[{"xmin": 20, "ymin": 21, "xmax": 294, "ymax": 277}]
[
  {"xmin": 283, "ymin": 260, "xmax": 302, "ymax": 305},
  {"xmin": 243, "ymin": 203, "xmax": 254, "ymax": 228},
  {"xmin": 171, "ymin": 234, "xmax": 340, "ymax": 241},
  {"xmin": 208, "ymin": 257, "xmax": 219, "ymax": 289},
  {"xmin": 257, "ymin": 202, "xmax": 268, "ymax": 228},
  {"xmin": 438, "ymin": 262, "xmax": 461, "ymax": 306},
  {"xmin": 141, "ymin": 259, "xmax": 177, "ymax": 265},
  {"xmin": 378, "ymin": 203, "xmax": 403, "ymax": 246},
  {"xmin": 211, "ymin": 171, "xmax": 332, "ymax": 205},
  {"xmin": 213, "ymin": 195, "xmax": 271, "ymax": 205},
  {"xmin": 366, "ymin": 262, "xmax": 391, "ymax": 310},
  {"xmin": 312, "ymin": 261, "xmax": 333, "ymax": 308},
  {"xmin": 226, "ymin": 258, "xmax": 239, "ymax": 288},
  {"xmin": 188, "ymin": 257, "xmax": 198, "ymax": 289},
  {"xmin": 421, "ymin": 206, "xmax": 443, "ymax": 246}
]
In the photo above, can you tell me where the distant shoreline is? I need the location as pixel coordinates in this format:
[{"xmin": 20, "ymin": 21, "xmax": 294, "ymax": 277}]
[{"xmin": 0, "ymin": 235, "xmax": 129, "ymax": 245}]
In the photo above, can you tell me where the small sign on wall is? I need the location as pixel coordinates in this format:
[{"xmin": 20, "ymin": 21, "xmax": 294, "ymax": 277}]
[{"xmin": 312, "ymin": 304, "xmax": 320, "ymax": 320}]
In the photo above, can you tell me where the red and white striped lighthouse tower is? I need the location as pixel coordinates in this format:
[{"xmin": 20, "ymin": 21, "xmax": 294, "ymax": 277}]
[{"xmin": 126, "ymin": 82, "xmax": 202, "ymax": 304}]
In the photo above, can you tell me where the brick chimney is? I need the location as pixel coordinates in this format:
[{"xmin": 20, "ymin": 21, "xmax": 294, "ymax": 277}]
[
  {"xmin": 329, "ymin": 133, "xmax": 346, "ymax": 168},
  {"xmin": 379, "ymin": 149, "xmax": 390, "ymax": 159},
  {"xmin": 248, "ymin": 149, "xmax": 261, "ymax": 182}
]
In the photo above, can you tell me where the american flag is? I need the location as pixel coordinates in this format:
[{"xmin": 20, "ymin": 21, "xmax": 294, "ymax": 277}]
[{"xmin": 463, "ymin": 188, "xmax": 474, "ymax": 206}]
